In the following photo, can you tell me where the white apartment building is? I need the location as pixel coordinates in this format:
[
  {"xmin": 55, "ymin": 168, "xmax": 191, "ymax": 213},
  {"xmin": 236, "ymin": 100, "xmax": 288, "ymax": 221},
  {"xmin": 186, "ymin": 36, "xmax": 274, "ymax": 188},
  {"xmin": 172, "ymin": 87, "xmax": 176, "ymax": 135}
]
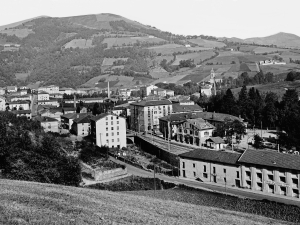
[
  {"xmin": 140, "ymin": 85, "xmax": 158, "ymax": 96},
  {"xmin": 38, "ymin": 91, "xmax": 50, "ymax": 101},
  {"xmin": 130, "ymin": 99, "xmax": 172, "ymax": 132},
  {"xmin": 91, "ymin": 112, "xmax": 126, "ymax": 148},
  {"xmin": 38, "ymin": 85, "xmax": 59, "ymax": 94}
]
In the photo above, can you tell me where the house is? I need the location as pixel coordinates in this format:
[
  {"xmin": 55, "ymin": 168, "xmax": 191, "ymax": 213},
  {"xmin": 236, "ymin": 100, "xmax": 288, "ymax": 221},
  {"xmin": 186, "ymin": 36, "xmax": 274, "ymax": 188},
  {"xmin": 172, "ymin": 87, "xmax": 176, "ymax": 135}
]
[
  {"xmin": 179, "ymin": 149, "xmax": 242, "ymax": 186},
  {"xmin": 140, "ymin": 85, "xmax": 158, "ymax": 96},
  {"xmin": 38, "ymin": 85, "xmax": 59, "ymax": 94},
  {"xmin": 38, "ymin": 91, "xmax": 50, "ymax": 101},
  {"xmin": 35, "ymin": 116, "xmax": 59, "ymax": 133},
  {"xmin": 0, "ymin": 88, "xmax": 5, "ymax": 95},
  {"xmin": 50, "ymin": 93, "xmax": 63, "ymax": 99},
  {"xmin": 166, "ymin": 89, "xmax": 175, "ymax": 97},
  {"xmin": 238, "ymin": 149, "xmax": 300, "ymax": 198},
  {"xmin": 11, "ymin": 110, "xmax": 32, "ymax": 119},
  {"xmin": 6, "ymin": 86, "xmax": 17, "ymax": 93},
  {"xmin": 130, "ymin": 99, "xmax": 172, "ymax": 132},
  {"xmin": 195, "ymin": 112, "xmax": 245, "ymax": 128},
  {"xmin": 112, "ymin": 106, "xmax": 125, "ymax": 116},
  {"xmin": 0, "ymin": 96, "xmax": 6, "ymax": 111},
  {"xmin": 61, "ymin": 113, "xmax": 90, "ymax": 130},
  {"xmin": 71, "ymin": 114, "xmax": 93, "ymax": 136},
  {"xmin": 38, "ymin": 99, "xmax": 59, "ymax": 107},
  {"xmin": 6, "ymin": 101, "xmax": 30, "ymax": 111},
  {"xmin": 152, "ymin": 88, "xmax": 167, "ymax": 97},
  {"xmin": 90, "ymin": 112, "xmax": 127, "ymax": 148},
  {"xmin": 119, "ymin": 89, "xmax": 132, "ymax": 97},
  {"xmin": 205, "ymin": 137, "xmax": 227, "ymax": 150},
  {"xmin": 60, "ymin": 87, "xmax": 76, "ymax": 95},
  {"xmin": 40, "ymin": 107, "xmax": 65, "ymax": 122}
]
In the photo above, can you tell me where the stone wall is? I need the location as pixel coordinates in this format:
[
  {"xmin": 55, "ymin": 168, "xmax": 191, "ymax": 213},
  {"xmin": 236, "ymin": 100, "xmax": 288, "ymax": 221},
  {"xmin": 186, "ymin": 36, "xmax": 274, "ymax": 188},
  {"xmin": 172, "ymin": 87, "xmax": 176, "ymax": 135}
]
[{"xmin": 80, "ymin": 161, "xmax": 127, "ymax": 181}]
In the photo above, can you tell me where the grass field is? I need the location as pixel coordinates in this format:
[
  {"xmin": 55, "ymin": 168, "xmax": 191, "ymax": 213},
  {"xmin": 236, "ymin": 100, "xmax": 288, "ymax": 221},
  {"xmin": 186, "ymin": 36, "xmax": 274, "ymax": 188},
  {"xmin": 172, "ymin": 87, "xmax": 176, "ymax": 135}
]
[
  {"xmin": 280, "ymin": 51, "xmax": 300, "ymax": 62},
  {"xmin": 0, "ymin": 179, "xmax": 289, "ymax": 225},
  {"xmin": 64, "ymin": 38, "xmax": 94, "ymax": 49},
  {"xmin": 101, "ymin": 57, "xmax": 128, "ymax": 66},
  {"xmin": 0, "ymin": 28, "xmax": 34, "ymax": 38},
  {"xmin": 147, "ymin": 44, "xmax": 189, "ymax": 55},
  {"xmin": 188, "ymin": 38, "xmax": 226, "ymax": 48},
  {"xmin": 103, "ymin": 36, "xmax": 166, "ymax": 48},
  {"xmin": 172, "ymin": 51, "xmax": 216, "ymax": 65},
  {"xmin": 253, "ymin": 47, "xmax": 286, "ymax": 54},
  {"xmin": 151, "ymin": 74, "xmax": 188, "ymax": 84}
]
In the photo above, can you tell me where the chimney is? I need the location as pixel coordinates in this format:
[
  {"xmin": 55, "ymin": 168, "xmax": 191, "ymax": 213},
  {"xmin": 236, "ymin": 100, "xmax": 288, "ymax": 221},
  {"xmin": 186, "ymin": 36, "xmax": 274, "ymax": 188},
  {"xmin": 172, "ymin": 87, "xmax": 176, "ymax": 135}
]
[{"xmin": 107, "ymin": 81, "xmax": 110, "ymax": 99}]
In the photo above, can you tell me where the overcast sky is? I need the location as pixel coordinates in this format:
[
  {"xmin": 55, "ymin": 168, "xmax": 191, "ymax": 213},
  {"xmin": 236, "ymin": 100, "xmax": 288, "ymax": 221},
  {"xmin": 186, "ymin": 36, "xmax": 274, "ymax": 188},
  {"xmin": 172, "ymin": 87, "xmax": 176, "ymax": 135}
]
[{"xmin": 1, "ymin": 0, "xmax": 299, "ymax": 39}]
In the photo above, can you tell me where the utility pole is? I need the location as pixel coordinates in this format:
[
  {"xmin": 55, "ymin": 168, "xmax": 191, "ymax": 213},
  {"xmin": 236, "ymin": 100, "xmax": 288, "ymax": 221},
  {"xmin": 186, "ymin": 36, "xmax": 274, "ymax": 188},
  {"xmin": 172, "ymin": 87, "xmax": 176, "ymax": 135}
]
[{"xmin": 153, "ymin": 164, "xmax": 156, "ymax": 195}]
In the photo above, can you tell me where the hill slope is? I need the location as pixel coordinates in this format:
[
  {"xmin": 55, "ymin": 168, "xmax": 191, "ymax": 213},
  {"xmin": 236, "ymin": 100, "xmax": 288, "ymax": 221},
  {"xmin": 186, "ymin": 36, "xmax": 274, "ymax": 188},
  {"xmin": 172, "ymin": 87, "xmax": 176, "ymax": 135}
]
[
  {"xmin": 0, "ymin": 16, "xmax": 49, "ymax": 30},
  {"xmin": 0, "ymin": 179, "xmax": 289, "ymax": 225},
  {"xmin": 244, "ymin": 32, "xmax": 300, "ymax": 48}
]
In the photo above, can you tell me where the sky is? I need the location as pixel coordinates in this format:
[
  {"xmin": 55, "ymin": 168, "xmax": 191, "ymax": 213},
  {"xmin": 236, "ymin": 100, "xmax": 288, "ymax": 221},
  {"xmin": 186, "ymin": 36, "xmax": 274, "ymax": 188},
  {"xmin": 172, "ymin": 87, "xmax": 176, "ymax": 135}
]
[{"xmin": 1, "ymin": 0, "xmax": 299, "ymax": 39}]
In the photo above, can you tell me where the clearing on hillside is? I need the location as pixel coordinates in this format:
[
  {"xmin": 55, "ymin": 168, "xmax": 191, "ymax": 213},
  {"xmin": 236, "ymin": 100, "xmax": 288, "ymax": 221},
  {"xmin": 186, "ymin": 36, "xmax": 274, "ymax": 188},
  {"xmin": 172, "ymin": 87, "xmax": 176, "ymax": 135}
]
[
  {"xmin": 0, "ymin": 28, "xmax": 34, "ymax": 38},
  {"xmin": 253, "ymin": 47, "xmax": 286, "ymax": 54},
  {"xmin": 0, "ymin": 179, "xmax": 287, "ymax": 225},
  {"xmin": 188, "ymin": 38, "xmax": 226, "ymax": 48},
  {"xmin": 172, "ymin": 51, "xmax": 216, "ymax": 65},
  {"xmin": 63, "ymin": 38, "xmax": 94, "ymax": 49},
  {"xmin": 147, "ymin": 44, "xmax": 189, "ymax": 55},
  {"xmin": 103, "ymin": 36, "xmax": 166, "ymax": 48}
]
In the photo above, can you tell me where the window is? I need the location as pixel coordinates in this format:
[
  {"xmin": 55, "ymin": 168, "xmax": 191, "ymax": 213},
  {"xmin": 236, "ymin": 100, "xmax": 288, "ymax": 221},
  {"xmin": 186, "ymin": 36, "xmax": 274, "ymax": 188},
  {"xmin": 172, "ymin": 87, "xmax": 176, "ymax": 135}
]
[
  {"xmin": 106, "ymin": 122, "xmax": 108, "ymax": 125},
  {"xmin": 268, "ymin": 174, "xmax": 274, "ymax": 181},
  {"xmin": 203, "ymin": 173, "xmax": 208, "ymax": 178},
  {"xmin": 117, "ymin": 138, "xmax": 120, "ymax": 142},
  {"xmin": 117, "ymin": 126, "xmax": 119, "ymax": 130},
  {"xmin": 111, "ymin": 132, "xmax": 114, "ymax": 136},
  {"xmin": 193, "ymin": 172, "xmax": 196, "ymax": 177},
  {"xmin": 117, "ymin": 132, "xmax": 119, "ymax": 135},
  {"xmin": 204, "ymin": 131, "xmax": 209, "ymax": 136},
  {"xmin": 184, "ymin": 129, "xmax": 187, "ymax": 133},
  {"xmin": 280, "ymin": 186, "xmax": 287, "ymax": 196},
  {"xmin": 213, "ymin": 167, "xmax": 216, "ymax": 174},
  {"xmin": 204, "ymin": 165, "xmax": 207, "ymax": 172},
  {"xmin": 292, "ymin": 178, "xmax": 298, "ymax": 187},
  {"xmin": 236, "ymin": 171, "xmax": 240, "ymax": 178},
  {"xmin": 246, "ymin": 171, "xmax": 251, "ymax": 179},
  {"xmin": 111, "ymin": 127, "xmax": 114, "ymax": 130},
  {"xmin": 106, "ymin": 127, "xmax": 108, "ymax": 131},
  {"xmin": 106, "ymin": 133, "xmax": 108, "ymax": 136},
  {"xmin": 193, "ymin": 163, "xmax": 195, "ymax": 168},
  {"xmin": 280, "ymin": 176, "xmax": 286, "ymax": 183},
  {"xmin": 117, "ymin": 121, "xmax": 119, "ymax": 124},
  {"xmin": 257, "ymin": 173, "xmax": 262, "ymax": 181},
  {"xmin": 293, "ymin": 189, "xmax": 299, "ymax": 198},
  {"xmin": 224, "ymin": 178, "xmax": 226, "ymax": 183},
  {"xmin": 182, "ymin": 162, "xmax": 185, "ymax": 168},
  {"xmin": 190, "ymin": 130, "xmax": 193, "ymax": 135},
  {"xmin": 111, "ymin": 121, "xmax": 113, "ymax": 125},
  {"xmin": 106, "ymin": 117, "xmax": 108, "ymax": 120},
  {"xmin": 257, "ymin": 182, "xmax": 263, "ymax": 191},
  {"xmin": 111, "ymin": 116, "xmax": 113, "ymax": 120},
  {"xmin": 112, "ymin": 139, "xmax": 114, "ymax": 142},
  {"xmin": 224, "ymin": 169, "xmax": 226, "ymax": 173}
]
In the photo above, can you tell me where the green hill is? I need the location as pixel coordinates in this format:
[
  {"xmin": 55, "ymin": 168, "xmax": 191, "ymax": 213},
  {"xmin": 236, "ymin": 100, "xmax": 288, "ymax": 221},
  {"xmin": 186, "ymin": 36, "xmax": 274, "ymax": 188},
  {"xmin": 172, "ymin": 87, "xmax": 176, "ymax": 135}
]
[{"xmin": 0, "ymin": 179, "xmax": 289, "ymax": 225}]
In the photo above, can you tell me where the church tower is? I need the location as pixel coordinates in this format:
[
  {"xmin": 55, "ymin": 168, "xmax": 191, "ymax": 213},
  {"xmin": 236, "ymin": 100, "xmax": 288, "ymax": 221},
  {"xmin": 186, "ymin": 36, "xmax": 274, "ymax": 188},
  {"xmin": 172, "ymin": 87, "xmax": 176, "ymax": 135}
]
[{"xmin": 211, "ymin": 68, "xmax": 215, "ymax": 79}]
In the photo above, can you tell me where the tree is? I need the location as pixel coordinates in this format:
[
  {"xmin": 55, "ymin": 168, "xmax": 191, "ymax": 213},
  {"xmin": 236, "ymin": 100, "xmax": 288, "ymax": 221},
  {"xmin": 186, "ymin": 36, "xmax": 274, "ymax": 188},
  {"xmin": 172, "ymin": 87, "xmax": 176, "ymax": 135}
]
[
  {"xmin": 220, "ymin": 89, "xmax": 238, "ymax": 116},
  {"xmin": 238, "ymin": 85, "xmax": 249, "ymax": 120},
  {"xmin": 214, "ymin": 119, "xmax": 246, "ymax": 144},
  {"xmin": 253, "ymin": 134, "xmax": 263, "ymax": 149},
  {"xmin": 76, "ymin": 106, "xmax": 81, "ymax": 113}
]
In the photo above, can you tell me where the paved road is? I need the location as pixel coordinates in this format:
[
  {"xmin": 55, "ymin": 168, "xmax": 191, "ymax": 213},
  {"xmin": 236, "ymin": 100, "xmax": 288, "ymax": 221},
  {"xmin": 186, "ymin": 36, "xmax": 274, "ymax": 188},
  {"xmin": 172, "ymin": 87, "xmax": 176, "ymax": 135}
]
[{"xmin": 110, "ymin": 156, "xmax": 300, "ymax": 207}]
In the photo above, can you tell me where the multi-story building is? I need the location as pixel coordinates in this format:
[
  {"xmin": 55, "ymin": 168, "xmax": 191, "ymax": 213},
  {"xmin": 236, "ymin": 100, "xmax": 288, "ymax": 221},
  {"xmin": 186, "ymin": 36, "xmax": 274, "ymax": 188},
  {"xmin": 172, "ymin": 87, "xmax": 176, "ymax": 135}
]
[
  {"xmin": 38, "ymin": 99, "xmax": 59, "ymax": 107},
  {"xmin": 140, "ymin": 85, "xmax": 158, "ymax": 96},
  {"xmin": 38, "ymin": 85, "xmax": 59, "ymax": 94},
  {"xmin": 35, "ymin": 116, "xmax": 59, "ymax": 133},
  {"xmin": 6, "ymin": 101, "xmax": 30, "ymax": 111},
  {"xmin": 71, "ymin": 114, "xmax": 93, "ymax": 136},
  {"xmin": 0, "ymin": 96, "xmax": 6, "ymax": 111},
  {"xmin": 7, "ymin": 94, "xmax": 32, "ymax": 102},
  {"xmin": 90, "ymin": 112, "xmax": 126, "ymax": 148},
  {"xmin": 179, "ymin": 148, "xmax": 300, "ymax": 200},
  {"xmin": 6, "ymin": 86, "xmax": 17, "ymax": 93},
  {"xmin": 38, "ymin": 91, "xmax": 50, "ymax": 101},
  {"xmin": 61, "ymin": 113, "xmax": 89, "ymax": 130},
  {"xmin": 130, "ymin": 99, "xmax": 172, "ymax": 132}
]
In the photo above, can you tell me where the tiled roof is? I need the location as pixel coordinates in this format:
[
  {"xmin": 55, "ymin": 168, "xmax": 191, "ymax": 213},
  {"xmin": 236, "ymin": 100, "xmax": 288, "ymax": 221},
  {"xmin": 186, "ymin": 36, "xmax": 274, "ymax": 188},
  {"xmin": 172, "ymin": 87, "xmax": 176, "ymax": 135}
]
[
  {"xmin": 187, "ymin": 118, "xmax": 215, "ymax": 130},
  {"xmin": 73, "ymin": 115, "xmax": 94, "ymax": 124},
  {"xmin": 159, "ymin": 112, "xmax": 201, "ymax": 123},
  {"xmin": 180, "ymin": 149, "xmax": 241, "ymax": 165},
  {"xmin": 38, "ymin": 91, "xmax": 49, "ymax": 95},
  {"xmin": 206, "ymin": 137, "xmax": 225, "ymax": 144},
  {"xmin": 130, "ymin": 99, "xmax": 172, "ymax": 107},
  {"xmin": 238, "ymin": 149, "xmax": 300, "ymax": 171},
  {"xmin": 61, "ymin": 113, "xmax": 89, "ymax": 120},
  {"xmin": 172, "ymin": 104, "xmax": 203, "ymax": 113},
  {"xmin": 90, "ymin": 112, "xmax": 123, "ymax": 121},
  {"xmin": 196, "ymin": 112, "xmax": 243, "ymax": 122}
]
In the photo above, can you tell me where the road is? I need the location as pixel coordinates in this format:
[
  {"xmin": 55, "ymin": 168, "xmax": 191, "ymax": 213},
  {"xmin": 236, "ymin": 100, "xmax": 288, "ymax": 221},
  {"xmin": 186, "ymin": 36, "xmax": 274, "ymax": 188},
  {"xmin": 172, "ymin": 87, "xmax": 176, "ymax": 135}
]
[
  {"xmin": 31, "ymin": 94, "xmax": 38, "ymax": 116},
  {"xmin": 110, "ymin": 156, "xmax": 300, "ymax": 207}
]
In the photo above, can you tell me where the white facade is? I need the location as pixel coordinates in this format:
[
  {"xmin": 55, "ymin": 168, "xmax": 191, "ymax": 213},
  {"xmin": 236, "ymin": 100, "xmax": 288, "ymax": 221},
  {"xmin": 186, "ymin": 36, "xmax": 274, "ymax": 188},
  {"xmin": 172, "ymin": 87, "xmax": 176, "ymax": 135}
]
[
  {"xmin": 140, "ymin": 85, "xmax": 158, "ymax": 96},
  {"xmin": 38, "ymin": 85, "xmax": 59, "ymax": 94},
  {"xmin": 7, "ymin": 101, "xmax": 30, "ymax": 110},
  {"xmin": 7, "ymin": 86, "xmax": 17, "ymax": 93},
  {"xmin": 0, "ymin": 96, "xmax": 6, "ymax": 111},
  {"xmin": 0, "ymin": 89, "xmax": 5, "ymax": 95},
  {"xmin": 93, "ymin": 114, "xmax": 126, "ymax": 148},
  {"xmin": 38, "ymin": 92, "xmax": 50, "ymax": 101}
]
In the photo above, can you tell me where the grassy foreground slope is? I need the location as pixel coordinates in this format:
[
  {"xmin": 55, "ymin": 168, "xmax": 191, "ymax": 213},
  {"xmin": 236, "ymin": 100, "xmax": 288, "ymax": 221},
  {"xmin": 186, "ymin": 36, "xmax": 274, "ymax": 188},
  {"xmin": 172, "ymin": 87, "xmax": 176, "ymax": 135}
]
[{"xmin": 0, "ymin": 179, "xmax": 289, "ymax": 225}]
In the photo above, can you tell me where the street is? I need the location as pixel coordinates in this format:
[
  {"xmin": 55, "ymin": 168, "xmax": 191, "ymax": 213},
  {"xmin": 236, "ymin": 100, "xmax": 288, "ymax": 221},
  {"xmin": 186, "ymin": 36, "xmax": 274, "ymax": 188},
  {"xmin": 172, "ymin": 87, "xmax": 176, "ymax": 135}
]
[{"xmin": 109, "ymin": 156, "xmax": 300, "ymax": 207}]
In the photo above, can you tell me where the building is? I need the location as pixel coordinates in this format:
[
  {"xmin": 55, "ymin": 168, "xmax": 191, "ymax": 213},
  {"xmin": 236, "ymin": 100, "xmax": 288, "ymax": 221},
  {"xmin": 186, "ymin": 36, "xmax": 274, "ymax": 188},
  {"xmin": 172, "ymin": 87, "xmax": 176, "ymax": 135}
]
[
  {"xmin": 195, "ymin": 112, "xmax": 244, "ymax": 127},
  {"xmin": 60, "ymin": 88, "xmax": 76, "ymax": 95},
  {"xmin": 166, "ymin": 89, "xmax": 175, "ymax": 97},
  {"xmin": 90, "ymin": 112, "xmax": 126, "ymax": 148},
  {"xmin": 61, "ymin": 113, "xmax": 90, "ymax": 130},
  {"xmin": 119, "ymin": 89, "xmax": 132, "ymax": 97},
  {"xmin": 205, "ymin": 137, "xmax": 227, "ymax": 150},
  {"xmin": 152, "ymin": 88, "xmax": 167, "ymax": 97},
  {"xmin": 172, "ymin": 104, "xmax": 203, "ymax": 114},
  {"xmin": 130, "ymin": 99, "xmax": 172, "ymax": 132},
  {"xmin": 6, "ymin": 101, "xmax": 30, "ymax": 111},
  {"xmin": 112, "ymin": 106, "xmax": 125, "ymax": 116},
  {"xmin": 238, "ymin": 149, "xmax": 300, "ymax": 199},
  {"xmin": 0, "ymin": 96, "xmax": 6, "ymax": 111},
  {"xmin": 179, "ymin": 149, "xmax": 242, "ymax": 186},
  {"xmin": 38, "ymin": 85, "xmax": 59, "ymax": 94},
  {"xmin": 38, "ymin": 99, "xmax": 59, "ymax": 107},
  {"xmin": 0, "ymin": 88, "xmax": 5, "ymax": 95},
  {"xmin": 50, "ymin": 93, "xmax": 63, "ymax": 99},
  {"xmin": 11, "ymin": 110, "xmax": 32, "ymax": 119},
  {"xmin": 6, "ymin": 86, "xmax": 17, "ymax": 93},
  {"xmin": 38, "ymin": 91, "xmax": 50, "ymax": 101},
  {"xmin": 35, "ymin": 116, "xmax": 59, "ymax": 132},
  {"xmin": 71, "ymin": 114, "xmax": 93, "ymax": 136},
  {"xmin": 140, "ymin": 85, "xmax": 158, "ymax": 96}
]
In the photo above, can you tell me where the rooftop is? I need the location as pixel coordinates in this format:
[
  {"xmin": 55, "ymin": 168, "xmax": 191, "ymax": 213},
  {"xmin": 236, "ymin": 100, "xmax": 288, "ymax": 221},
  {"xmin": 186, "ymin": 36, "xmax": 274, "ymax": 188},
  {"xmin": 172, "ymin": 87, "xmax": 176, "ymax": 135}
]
[
  {"xmin": 238, "ymin": 149, "xmax": 300, "ymax": 171},
  {"xmin": 61, "ymin": 113, "xmax": 89, "ymax": 120},
  {"xmin": 196, "ymin": 112, "xmax": 243, "ymax": 122},
  {"xmin": 206, "ymin": 137, "xmax": 225, "ymax": 144},
  {"xmin": 186, "ymin": 118, "xmax": 215, "ymax": 130},
  {"xmin": 35, "ymin": 116, "xmax": 58, "ymax": 122},
  {"xmin": 130, "ymin": 99, "xmax": 172, "ymax": 107},
  {"xmin": 90, "ymin": 112, "xmax": 123, "ymax": 122},
  {"xmin": 73, "ymin": 114, "xmax": 94, "ymax": 124},
  {"xmin": 180, "ymin": 149, "xmax": 241, "ymax": 165},
  {"xmin": 172, "ymin": 104, "xmax": 203, "ymax": 113}
]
